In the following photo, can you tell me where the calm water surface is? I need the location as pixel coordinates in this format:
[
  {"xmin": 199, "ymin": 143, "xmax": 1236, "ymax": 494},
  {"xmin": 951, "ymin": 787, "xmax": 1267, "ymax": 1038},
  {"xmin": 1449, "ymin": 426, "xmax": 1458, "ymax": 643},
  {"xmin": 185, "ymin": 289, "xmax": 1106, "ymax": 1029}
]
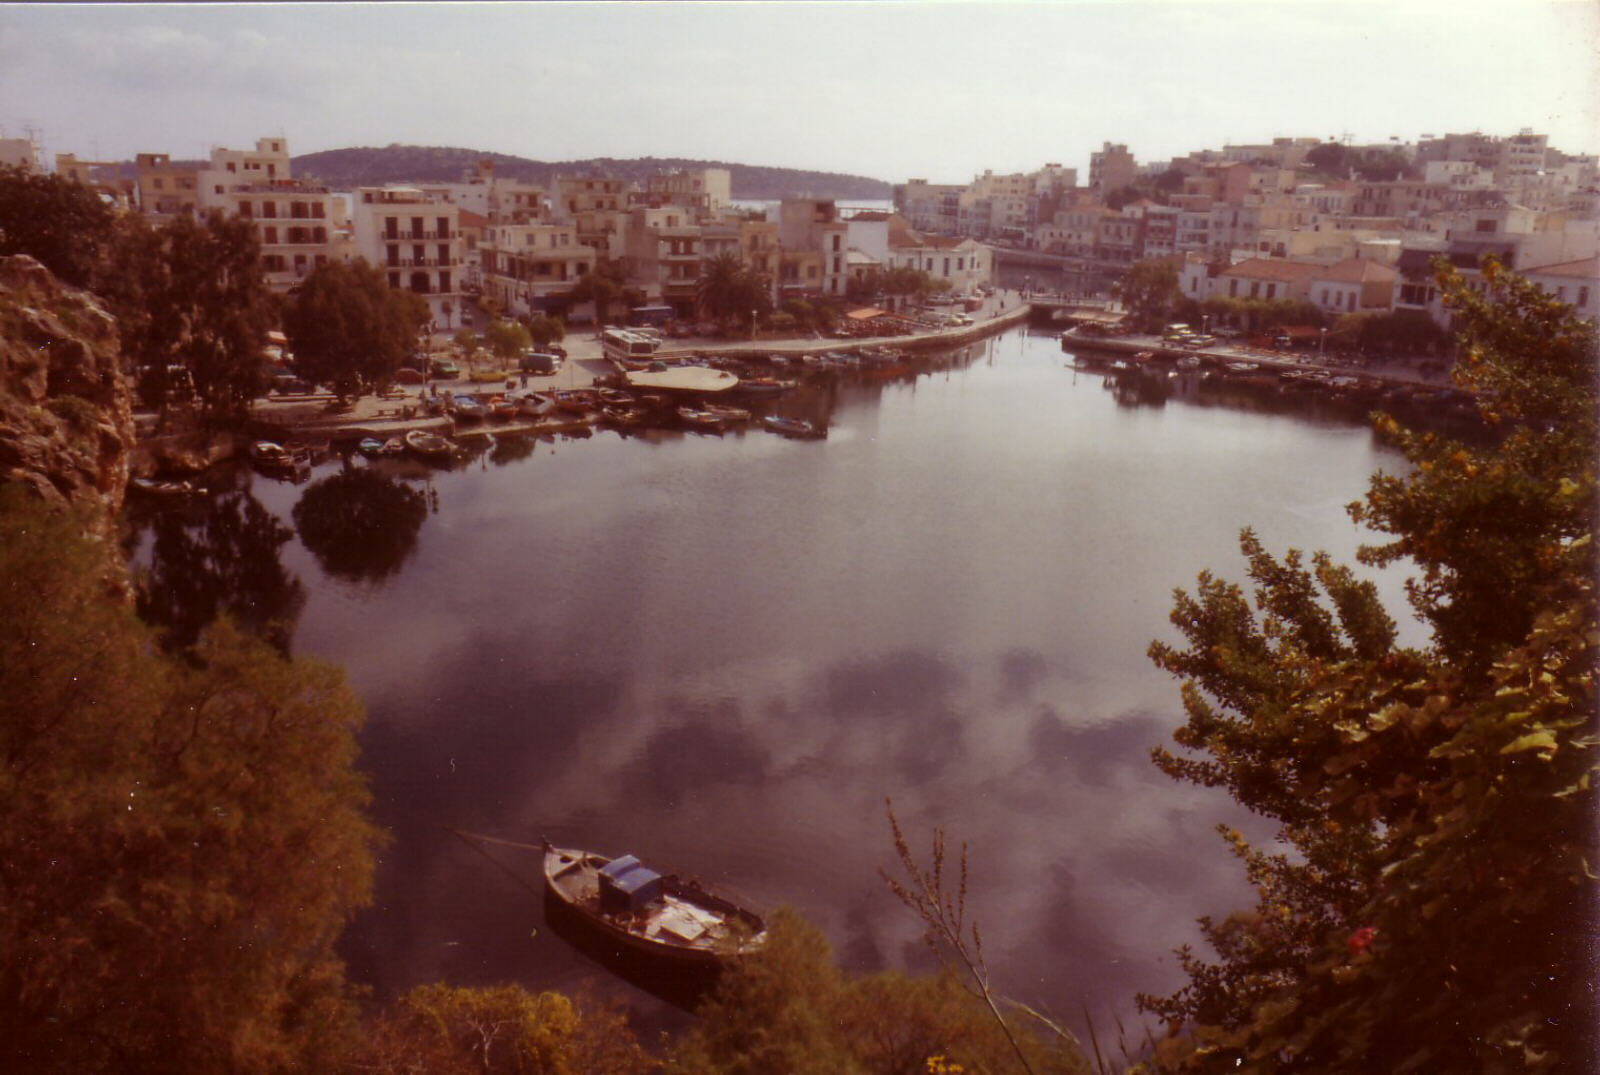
[{"xmin": 129, "ymin": 325, "xmax": 1413, "ymax": 1036}]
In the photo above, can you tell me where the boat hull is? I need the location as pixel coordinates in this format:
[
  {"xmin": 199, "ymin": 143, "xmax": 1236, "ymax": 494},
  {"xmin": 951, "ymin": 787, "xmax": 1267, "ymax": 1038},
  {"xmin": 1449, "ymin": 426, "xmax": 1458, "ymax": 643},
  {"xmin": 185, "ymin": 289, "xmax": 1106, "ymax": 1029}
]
[{"xmin": 541, "ymin": 845, "xmax": 764, "ymax": 970}]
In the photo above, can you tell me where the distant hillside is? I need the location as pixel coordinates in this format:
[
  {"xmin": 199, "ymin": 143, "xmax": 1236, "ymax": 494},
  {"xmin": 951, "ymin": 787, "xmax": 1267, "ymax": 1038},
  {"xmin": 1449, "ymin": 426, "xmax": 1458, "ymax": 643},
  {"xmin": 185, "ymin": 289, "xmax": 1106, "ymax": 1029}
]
[{"xmin": 289, "ymin": 145, "xmax": 893, "ymax": 201}]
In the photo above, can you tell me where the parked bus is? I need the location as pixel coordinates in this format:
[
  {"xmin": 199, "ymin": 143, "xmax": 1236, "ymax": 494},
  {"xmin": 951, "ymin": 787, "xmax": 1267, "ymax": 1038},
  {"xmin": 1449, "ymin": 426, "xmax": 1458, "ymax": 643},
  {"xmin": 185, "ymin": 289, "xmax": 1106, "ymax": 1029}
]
[
  {"xmin": 629, "ymin": 304, "xmax": 675, "ymax": 328},
  {"xmin": 601, "ymin": 327, "xmax": 660, "ymax": 366}
]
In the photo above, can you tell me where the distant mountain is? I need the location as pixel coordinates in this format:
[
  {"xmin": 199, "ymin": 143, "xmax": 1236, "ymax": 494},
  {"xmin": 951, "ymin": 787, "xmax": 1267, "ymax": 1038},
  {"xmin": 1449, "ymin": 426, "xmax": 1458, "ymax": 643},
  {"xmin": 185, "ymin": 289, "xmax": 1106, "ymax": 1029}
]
[{"xmin": 289, "ymin": 145, "xmax": 893, "ymax": 201}]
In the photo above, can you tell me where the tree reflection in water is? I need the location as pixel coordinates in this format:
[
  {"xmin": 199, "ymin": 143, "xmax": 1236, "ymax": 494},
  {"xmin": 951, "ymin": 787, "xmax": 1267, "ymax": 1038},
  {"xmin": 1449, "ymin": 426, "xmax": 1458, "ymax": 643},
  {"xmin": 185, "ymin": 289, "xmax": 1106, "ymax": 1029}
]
[
  {"xmin": 293, "ymin": 466, "xmax": 428, "ymax": 585},
  {"xmin": 135, "ymin": 487, "xmax": 305, "ymax": 655},
  {"xmin": 488, "ymin": 434, "xmax": 538, "ymax": 466}
]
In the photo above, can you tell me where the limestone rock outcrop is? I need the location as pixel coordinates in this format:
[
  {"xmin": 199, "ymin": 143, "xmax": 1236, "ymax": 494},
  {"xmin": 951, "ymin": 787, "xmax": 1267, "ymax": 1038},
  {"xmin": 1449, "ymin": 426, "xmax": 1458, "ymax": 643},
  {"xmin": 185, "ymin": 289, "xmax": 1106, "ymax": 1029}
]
[{"xmin": 0, "ymin": 255, "xmax": 134, "ymax": 515}]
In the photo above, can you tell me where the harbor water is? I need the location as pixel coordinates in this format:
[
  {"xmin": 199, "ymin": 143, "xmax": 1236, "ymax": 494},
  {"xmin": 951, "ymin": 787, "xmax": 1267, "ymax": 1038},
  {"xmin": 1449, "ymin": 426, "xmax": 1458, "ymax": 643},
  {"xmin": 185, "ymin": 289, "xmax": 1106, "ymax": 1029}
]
[{"xmin": 124, "ymin": 323, "xmax": 1415, "ymax": 1037}]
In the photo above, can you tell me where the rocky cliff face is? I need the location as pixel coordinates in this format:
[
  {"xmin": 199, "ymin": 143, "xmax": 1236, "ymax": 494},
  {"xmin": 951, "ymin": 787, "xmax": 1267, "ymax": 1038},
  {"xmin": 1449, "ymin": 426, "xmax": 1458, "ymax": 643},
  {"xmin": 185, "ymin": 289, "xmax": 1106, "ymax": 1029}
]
[{"xmin": 0, "ymin": 255, "xmax": 134, "ymax": 516}]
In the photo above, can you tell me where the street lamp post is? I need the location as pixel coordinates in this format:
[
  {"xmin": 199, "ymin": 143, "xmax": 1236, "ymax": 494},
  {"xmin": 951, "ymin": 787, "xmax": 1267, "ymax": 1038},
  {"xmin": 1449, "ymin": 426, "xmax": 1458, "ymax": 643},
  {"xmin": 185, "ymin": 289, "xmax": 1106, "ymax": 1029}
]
[{"xmin": 1319, "ymin": 326, "xmax": 1328, "ymax": 360}]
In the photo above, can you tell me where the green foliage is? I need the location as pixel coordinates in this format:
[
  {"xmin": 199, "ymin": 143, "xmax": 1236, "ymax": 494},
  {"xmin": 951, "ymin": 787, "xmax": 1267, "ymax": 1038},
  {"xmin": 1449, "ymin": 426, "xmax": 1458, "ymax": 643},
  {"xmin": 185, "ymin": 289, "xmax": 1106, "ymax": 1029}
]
[
  {"xmin": 0, "ymin": 487, "xmax": 381, "ymax": 1072},
  {"xmin": 361, "ymin": 983, "xmax": 651, "ymax": 1074},
  {"xmin": 1200, "ymin": 295, "xmax": 1325, "ymax": 334},
  {"xmin": 1137, "ymin": 260, "xmax": 1598, "ymax": 1071},
  {"xmin": 46, "ymin": 393, "xmax": 100, "ymax": 432},
  {"xmin": 698, "ymin": 250, "xmax": 771, "ymax": 333},
  {"xmin": 284, "ymin": 258, "xmax": 428, "ymax": 399},
  {"xmin": 0, "ymin": 163, "xmax": 114, "ymax": 287},
  {"xmin": 1330, "ymin": 309, "xmax": 1450, "ymax": 356},
  {"xmin": 675, "ymin": 909, "xmax": 1085, "ymax": 1075},
  {"xmin": 99, "ymin": 212, "xmax": 274, "ymax": 423},
  {"xmin": 1116, "ymin": 259, "xmax": 1181, "ymax": 332},
  {"xmin": 1303, "ymin": 143, "xmax": 1415, "ymax": 183},
  {"xmin": 485, "ymin": 319, "xmax": 533, "ymax": 363},
  {"xmin": 527, "ymin": 313, "xmax": 565, "ymax": 349},
  {"xmin": 567, "ymin": 261, "xmax": 625, "ymax": 328}
]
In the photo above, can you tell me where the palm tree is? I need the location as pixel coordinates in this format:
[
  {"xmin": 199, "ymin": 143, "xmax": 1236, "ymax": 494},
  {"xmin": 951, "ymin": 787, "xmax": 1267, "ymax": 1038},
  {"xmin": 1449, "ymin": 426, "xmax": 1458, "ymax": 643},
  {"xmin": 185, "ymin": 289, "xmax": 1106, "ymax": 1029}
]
[{"xmin": 568, "ymin": 265, "xmax": 623, "ymax": 334}]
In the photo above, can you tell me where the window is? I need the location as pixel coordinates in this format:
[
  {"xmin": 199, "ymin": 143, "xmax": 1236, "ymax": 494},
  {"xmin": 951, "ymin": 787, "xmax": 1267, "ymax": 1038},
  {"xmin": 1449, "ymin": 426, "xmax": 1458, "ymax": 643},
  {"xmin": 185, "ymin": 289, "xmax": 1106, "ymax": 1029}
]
[
  {"xmin": 1475, "ymin": 219, "xmax": 1496, "ymax": 233},
  {"xmin": 263, "ymin": 226, "xmax": 277, "ymax": 244},
  {"xmin": 1581, "ymin": 286, "xmax": 1591, "ymax": 307},
  {"xmin": 262, "ymin": 201, "xmax": 276, "ymax": 219}
]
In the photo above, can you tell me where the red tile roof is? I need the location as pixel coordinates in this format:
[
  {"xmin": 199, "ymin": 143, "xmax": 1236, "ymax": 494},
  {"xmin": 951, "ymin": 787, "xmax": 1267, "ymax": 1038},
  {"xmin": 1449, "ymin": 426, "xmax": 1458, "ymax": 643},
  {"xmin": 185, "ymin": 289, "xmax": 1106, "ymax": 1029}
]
[
  {"xmin": 1218, "ymin": 257, "xmax": 1321, "ymax": 282},
  {"xmin": 1313, "ymin": 257, "xmax": 1398, "ymax": 284}
]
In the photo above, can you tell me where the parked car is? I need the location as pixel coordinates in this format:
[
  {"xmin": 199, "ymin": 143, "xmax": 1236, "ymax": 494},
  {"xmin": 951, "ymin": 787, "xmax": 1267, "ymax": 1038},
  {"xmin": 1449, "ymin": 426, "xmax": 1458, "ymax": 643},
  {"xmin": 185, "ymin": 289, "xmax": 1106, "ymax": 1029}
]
[
  {"xmin": 395, "ymin": 367, "xmax": 425, "ymax": 385},
  {"xmin": 430, "ymin": 357, "xmax": 460, "ymax": 379}
]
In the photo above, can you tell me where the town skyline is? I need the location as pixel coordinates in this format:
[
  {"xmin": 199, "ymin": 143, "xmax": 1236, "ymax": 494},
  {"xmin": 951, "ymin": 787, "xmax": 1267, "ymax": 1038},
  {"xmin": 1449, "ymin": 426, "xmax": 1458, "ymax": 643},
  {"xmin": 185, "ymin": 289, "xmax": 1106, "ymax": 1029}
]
[{"xmin": 2, "ymin": 1, "xmax": 1595, "ymax": 184}]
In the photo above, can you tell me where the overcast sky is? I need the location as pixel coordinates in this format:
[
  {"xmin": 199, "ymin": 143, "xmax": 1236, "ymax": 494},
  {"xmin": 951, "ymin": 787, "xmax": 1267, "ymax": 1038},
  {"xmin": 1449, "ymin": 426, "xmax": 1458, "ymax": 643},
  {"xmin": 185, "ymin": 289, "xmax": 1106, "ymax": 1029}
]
[{"xmin": 2, "ymin": 2, "xmax": 1595, "ymax": 185}]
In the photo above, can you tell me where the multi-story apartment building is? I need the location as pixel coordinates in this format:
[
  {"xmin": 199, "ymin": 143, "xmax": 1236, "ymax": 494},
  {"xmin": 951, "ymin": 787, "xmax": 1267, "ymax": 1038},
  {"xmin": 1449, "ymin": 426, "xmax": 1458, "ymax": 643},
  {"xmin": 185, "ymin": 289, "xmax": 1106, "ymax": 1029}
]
[
  {"xmin": 431, "ymin": 159, "xmax": 546, "ymax": 224},
  {"xmin": 895, "ymin": 179, "xmax": 964, "ymax": 235},
  {"xmin": 1497, "ymin": 129, "xmax": 1549, "ymax": 185},
  {"xmin": 1137, "ymin": 203, "xmax": 1179, "ymax": 259},
  {"xmin": 1089, "ymin": 142, "xmax": 1137, "ymax": 195},
  {"xmin": 0, "ymin": 137, "xmax": 40, "ymax": 172},
  {"xmin": 134, "ymin": 153, "xmax": 201, "ymax": 218},
  {"xmin": 640, "ymin": 168, "xmax": 731, "ymax": 218},
  {"xmin": 555, "ymin": 175, "xmax": 632, "ymax": 261},
  {"xmin": 478, "ymin": 221, "xmax": 596, "ymax": 319},
  {"xmin": 225, "ymin": 180, "xmax": 351, "ymax": 294},
  {"xmin": 779, "ymin": 199, "xmax": 849, "ymax": 297},
  {"xmin": 618, "ymin": 206, "xmax": 703, "ymax": 315},
  {"xmin": 1174, "ymin": 198, "xmax": 1213, "ymax": 254},
  {"xmin": 195, "ymin": 137, "xmax": 292, "ymax": 211},
  {"xmin": 351, "ymin": 186, "xmax": 463, "ymax": 324}
]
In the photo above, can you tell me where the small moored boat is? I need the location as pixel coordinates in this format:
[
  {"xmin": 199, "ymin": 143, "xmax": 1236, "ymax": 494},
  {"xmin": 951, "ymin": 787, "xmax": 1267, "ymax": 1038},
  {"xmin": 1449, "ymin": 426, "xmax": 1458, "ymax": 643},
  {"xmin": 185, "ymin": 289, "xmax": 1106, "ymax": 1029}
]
[
  {"xmin": 542, "ymin": 842, "xmax": 765, "ymax": 967},
  {"xmin": 404, "ymin": 429, "xmax": 456, "ymax": 460},
  {"xmin": 763, "ymin": 415, "xmax": 826, "ymax": 440}
]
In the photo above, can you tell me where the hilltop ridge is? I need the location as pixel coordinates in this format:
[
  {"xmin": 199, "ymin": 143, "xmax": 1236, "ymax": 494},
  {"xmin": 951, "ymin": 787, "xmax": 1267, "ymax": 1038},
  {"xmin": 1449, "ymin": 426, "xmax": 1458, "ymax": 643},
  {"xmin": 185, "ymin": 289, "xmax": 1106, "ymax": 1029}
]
[{"xmin": 289, "ymin": 144, "xmax": 893, "ymax": 201}]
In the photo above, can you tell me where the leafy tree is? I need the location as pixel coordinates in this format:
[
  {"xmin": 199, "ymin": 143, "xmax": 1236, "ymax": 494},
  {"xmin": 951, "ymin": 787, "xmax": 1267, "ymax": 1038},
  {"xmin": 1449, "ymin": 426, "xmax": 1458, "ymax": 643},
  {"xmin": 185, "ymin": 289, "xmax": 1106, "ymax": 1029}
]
[
  {"xmin": 0, "ymin": 163, "xmax": 114, "ymax": 287},
  {"xmin": 697, "ymin": 251, "xmax": 770, "ymax": 334},
  {"xmin": 1116, "ymin": 259, "xmax": 1181, "ymax": 332},
  {"xmin": 360, "ymin": 983, "xmax": 651, "ymax": 1074},
  {"xmin": 99, "ymin": 213, "xmax": 275, "ymax": 423},
  {"xmin": 484, "ymin": 318, "xmax": 532, "ymax": 366},
  {"xmin": 1135, "ymin": 258, "xmax": 1597, "ymax": 1072},
  {"xmin": 292, "ymin": 468, "xmax": 428, "ymax": 585},
  {"xmin": 674, "ymin": 908, "xmax": 1086, "ymax": 1074},
  {"xmin": 1303, "ymin": 142, "xmax": 1351, "ymax": 178},
  {"xmin": 0, "ymin": 487, "xmax": 381, "ymax": 1072},
  {"xmin": 284, "ymin": 258, "xmax": 428, "ymax": 400},
  {"xmin": 527, "ymin": 313, "xmax": 565, "ymax": 350},
  {"xmin": 567, "ymin": 262, "xmax": 625, "ymax": 330}
]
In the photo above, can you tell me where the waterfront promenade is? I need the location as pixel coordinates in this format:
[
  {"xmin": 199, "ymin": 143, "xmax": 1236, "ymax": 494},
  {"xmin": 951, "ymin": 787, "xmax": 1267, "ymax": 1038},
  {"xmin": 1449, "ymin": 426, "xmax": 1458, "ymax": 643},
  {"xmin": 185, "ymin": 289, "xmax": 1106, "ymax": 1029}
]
[{"xmin": 247, "ymin": 289, "xmax": 1033, "ymax": 441}]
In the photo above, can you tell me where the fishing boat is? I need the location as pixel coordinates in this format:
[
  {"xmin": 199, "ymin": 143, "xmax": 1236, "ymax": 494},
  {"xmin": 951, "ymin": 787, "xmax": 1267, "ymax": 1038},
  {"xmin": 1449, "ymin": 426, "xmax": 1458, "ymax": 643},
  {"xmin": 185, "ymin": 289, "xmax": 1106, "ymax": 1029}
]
[
  {"xmin": 518, "ymin": 392, "xmax": 557, "ymax": 418},
  {"xmin": 250, "ymin": 440, "xmax": 310, "ymax": 478},
  {"xmin": 357, "ymin": 437, "xmax": 385, "ymax": 456},
  {"xmin": 128, "ymin": 476, "xmax": 203, "ymax": 499},
  {"xmin": 677, "ymin": 405, "xmax": 727, "ymax": 432},
  {"xmin": 763, "ymin": 415, "xmax": 826, "ymax": 440},
  {"xmin": 451, "ymin": 394, "xmax": 486, "ymax": 421},
  {"xmin": 404, "ymin": 429, "xmax": 456, "ymax": 461},
  {"xmin": 380, "ymin": 436, "xmax": 407, "ymax": 456},
  {"xmin": 734, "ymin": 377, "xmax": 796, "ymax": 398},
  {"xmin": 542, "ymin": 842, "xmax": 766, "ymax": 967}
]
